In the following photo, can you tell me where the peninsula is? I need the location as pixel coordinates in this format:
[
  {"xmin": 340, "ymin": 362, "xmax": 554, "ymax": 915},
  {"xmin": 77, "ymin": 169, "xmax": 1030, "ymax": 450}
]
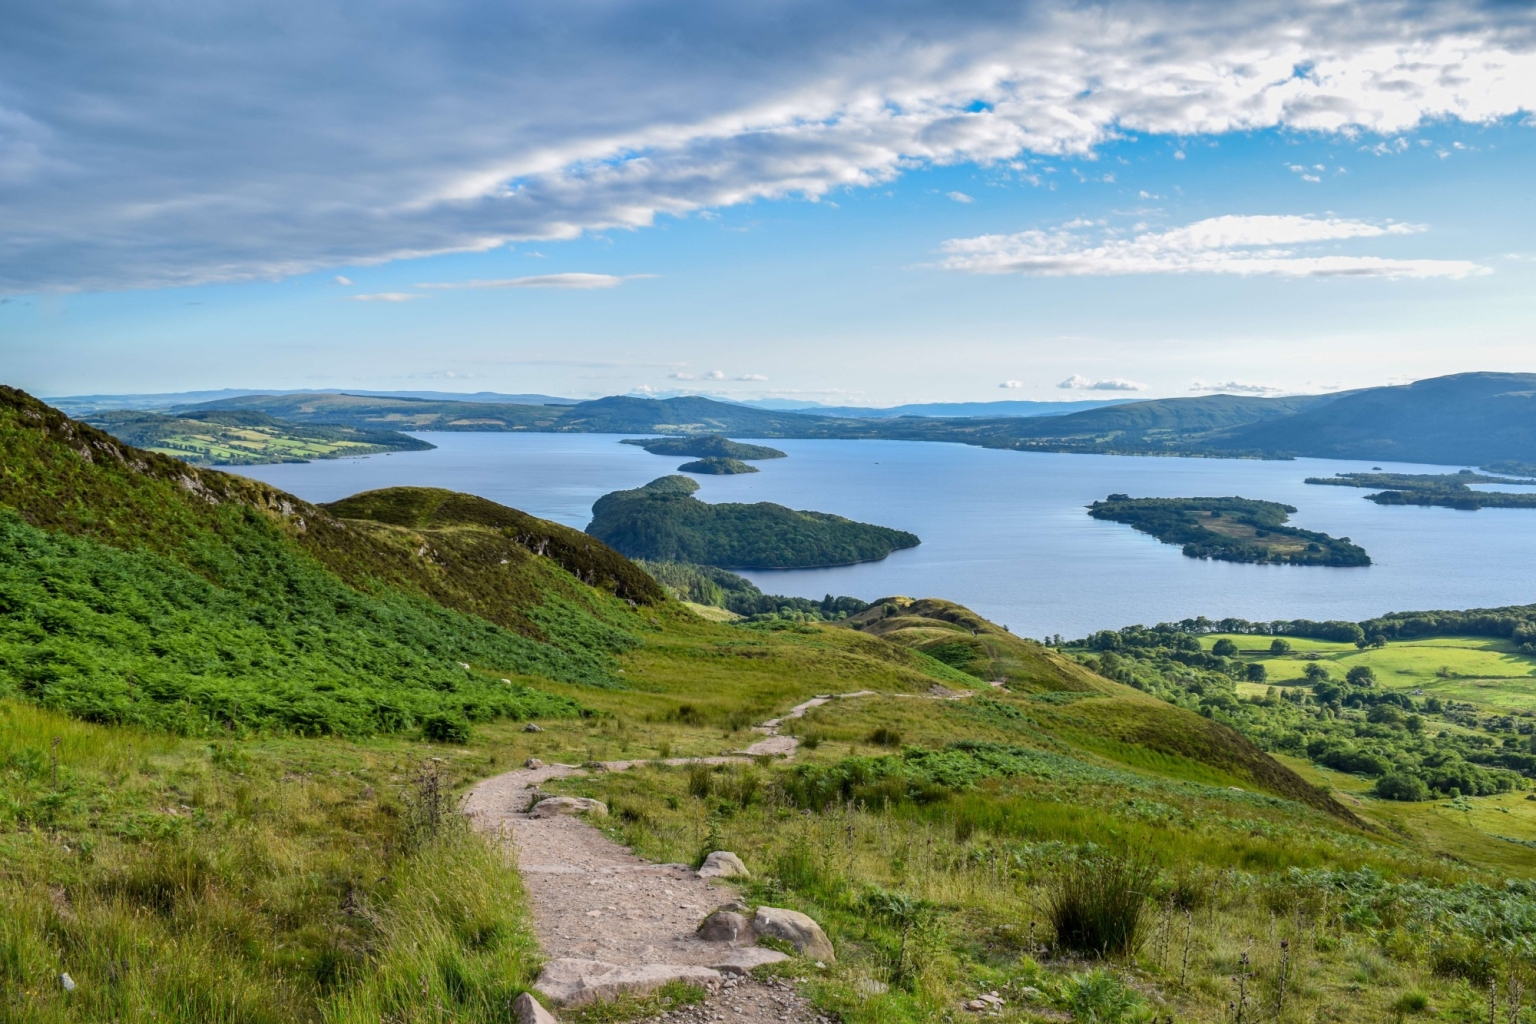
[{"xmin": 1306, "ymin": 470, "xmax": 1536, "ymax": 510}]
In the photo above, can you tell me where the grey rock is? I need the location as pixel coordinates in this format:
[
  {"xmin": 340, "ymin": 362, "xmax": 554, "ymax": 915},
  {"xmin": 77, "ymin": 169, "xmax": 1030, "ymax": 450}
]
[
  {"xmin": 697, "ymin": 851, "xmax": 750, "ymax": 879},
  {"xmin": 710, "ymin": 947, "xmax": 790, "ymax": 976},
  {"xmin": 524, "ymin": 723, "xmax": 544, "ymax": 733},
  {"xmin": 753, "ymin": 906, "xmax": 835, "ymax": 962},
  {"xmin": 525, "ymin": 757, "xmax": 545, "ymax": 768},
  {"xmin": 529, "ymin": 797, "xmax": 607, "ymax": 818},
  {"xmin": 512, "ymin": 991, "xmax": 558, "ymax": 1024},
  {"xmin": 697, "ymin": 910, "xmax": 752, "ymax": 944},
  {"xmin": 59, "ymin": 973, "xmax": 76, "ymax": 993},
  {"xmin": 535, "ymin": 958, "xmax": 721, "ymax": 1006}
]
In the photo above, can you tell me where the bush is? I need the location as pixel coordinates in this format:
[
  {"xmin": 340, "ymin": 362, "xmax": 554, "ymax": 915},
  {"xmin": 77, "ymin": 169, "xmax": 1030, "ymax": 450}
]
[
  {"xmin": 1375, "ymin": 772, "xmax": 1431, "ymax": 801},
  {"xmin": 420, "ymin": 713, "xmax": 471, "ymax": 744},
  {"xmin": 1212, "ymin": 638, "xmax": 1238, "ymax": 657},
  {"xmin": 1245, "ymin": 662, "xmax": 1267, "ymax": 683},
  {"xmin": 1270, "ymin": 638, "xmax": 1293, "ymax": 654},
  {"xmin": 1046, "ymin": 855, "xmax": 1154, "ymax": 958}
]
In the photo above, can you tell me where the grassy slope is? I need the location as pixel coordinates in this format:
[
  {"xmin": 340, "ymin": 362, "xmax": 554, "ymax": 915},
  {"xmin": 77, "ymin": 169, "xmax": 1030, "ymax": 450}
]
[
  {"xmin": 9, "ymin": 388, "xmax": 1536, "ymax": 1024},
  {"xmin": 83, "ymin": 409, "xmax": 434, "ymax": 466}
]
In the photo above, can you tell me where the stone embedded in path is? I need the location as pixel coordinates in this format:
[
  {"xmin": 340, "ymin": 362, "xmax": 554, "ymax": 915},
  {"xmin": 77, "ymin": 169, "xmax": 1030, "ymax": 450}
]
[
  {"xmin": 512, "ymin": 991, "xmax": 559, "ymax": 1024},
  {"xmin": 752, "ymin": 907, "xmax": 835, "ymax": 962},
  {"xmin": 697, "ymin": 910, "xmax": 752, "ymax": 944},
  {"xmin": 697, "ymin": 851, "xmax": 750, "ymax": 879},
  {"xmin": 526, "ymin": 757, "xmax": 545, "ymax": 768},
  {"xmin": 529, "ymin": 796, "xmax": 607, "ymax": 818},
  {"xmin": 535, "ymin": 958, "xmax": 722, "ymax": 1006},
  {"xmin": 710, "ymin": 947, "xmax": 791, "ymax": 976}
]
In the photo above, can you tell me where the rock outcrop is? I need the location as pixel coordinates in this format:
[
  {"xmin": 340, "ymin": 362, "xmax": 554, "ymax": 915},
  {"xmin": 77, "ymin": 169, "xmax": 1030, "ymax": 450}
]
[
  {"xmin": 534, "ymin": 958, "xmax": 721, "ymax": 1006},
  {"xmin": 752, "ymin": 907, "xmax": 835, "ymax": 962},
  {"xmin": 697, "ymin": 851, "xmax": 750, "ymax": 879}
]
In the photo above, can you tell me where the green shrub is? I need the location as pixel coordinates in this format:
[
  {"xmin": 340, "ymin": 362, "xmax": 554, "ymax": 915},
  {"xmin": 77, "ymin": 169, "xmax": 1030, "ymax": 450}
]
[
  {"xmin": 1059, "ymin": 969, "xmax": 1146, "ymax": 1024},
  {"xmin": 867, "ymin": 727, "xmax": 903, "ymax": 748},
  {"xmin": 1392, "ymin": 991, "xmax": 1430, "ymax": 1015},
  {"xmin": 1047, "ymin": 856, "xmax": 1154, "ymax": 958},
  {"xmin": 421, "ymin": 712, "xmax": 472, "ymax": 744}
]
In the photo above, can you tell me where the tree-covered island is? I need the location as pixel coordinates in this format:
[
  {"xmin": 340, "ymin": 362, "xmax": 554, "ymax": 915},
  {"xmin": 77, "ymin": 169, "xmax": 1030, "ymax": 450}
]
[
  {"xmin": 1088, "ymin": 494, "xmax": 1371, "ymax": 566},
  {"xmin": 1306, "ymin": 470, "xmax": 1536, "ymax": 510},
  {"xmin": 677, "ymin": 456, "xmax": 758, "ymax": 474},
  {"xmin": 585, "ymin": 475, "xmax": 918, "ymax": 568},
  {"xmin": 621, "ymin": 433, "xmax": 787, "ymax": 460}
]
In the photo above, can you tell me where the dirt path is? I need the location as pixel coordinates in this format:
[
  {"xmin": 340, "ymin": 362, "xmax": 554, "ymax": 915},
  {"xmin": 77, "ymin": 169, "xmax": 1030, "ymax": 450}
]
[{"xmin": 463, "ymin": 687, "xmax": 971, "ymax": 1020}]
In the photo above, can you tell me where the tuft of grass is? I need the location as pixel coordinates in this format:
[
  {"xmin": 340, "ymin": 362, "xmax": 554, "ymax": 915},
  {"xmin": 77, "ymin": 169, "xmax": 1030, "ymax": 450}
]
[{"xmin": 1046, "ymin": 855, "xmax": 1156, "ymax": 959}]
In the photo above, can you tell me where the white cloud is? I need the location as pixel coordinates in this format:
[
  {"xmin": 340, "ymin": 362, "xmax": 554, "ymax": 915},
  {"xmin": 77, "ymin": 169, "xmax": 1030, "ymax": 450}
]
[
  {"xmin": 1000, "ymin": 380, "xmax": 1023, "ymax": 389},
  {"xmin": 333, "ymin": 275, "xmax": 353, "ymax": 286},
  {"xmin": 948, "ymin": 191, "xmax": 975, "ymax": 203},
  {"xmin": 417, "ymin": 273, "xmax": 638, "ymax": 290},
  {"xmin": 3, "ymin": 1, "xmax": 1534, "ymax": 291},
  {"xmin": 737, "ymin": 373, "xmax": 768, "ymax": 381},
  {"xmin": 1059, "ymin": 375, "xmax": 1145, "ymax": 391},
  {"xmin": 1190, "ymin": 379, "xmax": 1287, "ymax": 395},
  {"xmin": 939, "ymin": 214, "xmax": 1489, "ymax": 279},
  {"xmin": 349, "ymin": 292, "xmax": 426, "ymax": 302}
]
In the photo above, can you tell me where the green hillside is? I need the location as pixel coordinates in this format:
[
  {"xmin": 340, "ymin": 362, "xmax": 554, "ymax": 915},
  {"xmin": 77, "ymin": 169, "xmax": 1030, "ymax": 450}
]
[
  {"xmin": 83, "ymin": 409, "xmax": 433, "ymax": 465},
  {"xmin": 5, "ymin": 387, "xmax": 1536, "ymax": 1024},
  {"xmin": 586, "ymin": 475, "xmax": 920, "ymax": 568}
]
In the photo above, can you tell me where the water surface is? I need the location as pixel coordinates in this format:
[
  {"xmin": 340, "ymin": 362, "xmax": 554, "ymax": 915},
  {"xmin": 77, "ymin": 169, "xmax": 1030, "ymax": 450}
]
[{"xmin": 238, "ymin": 433, "xmax": 1536, "ymax": 637}]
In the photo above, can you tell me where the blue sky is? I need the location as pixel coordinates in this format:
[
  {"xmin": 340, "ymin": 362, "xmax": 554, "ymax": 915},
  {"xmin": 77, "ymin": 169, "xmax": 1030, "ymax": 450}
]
[{"xmin": 3, "ymin": 1, "xmax": 1535, "ymax": 405}]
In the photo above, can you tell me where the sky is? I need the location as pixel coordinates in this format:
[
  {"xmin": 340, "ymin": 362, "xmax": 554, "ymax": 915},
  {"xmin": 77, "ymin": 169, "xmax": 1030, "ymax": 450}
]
[{"xmin": 3, "ymin": 0, "xmax": 1535, "ymax": 406}]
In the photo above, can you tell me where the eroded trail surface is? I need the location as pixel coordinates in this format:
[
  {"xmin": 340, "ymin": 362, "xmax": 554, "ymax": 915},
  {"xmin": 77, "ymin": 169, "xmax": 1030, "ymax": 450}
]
[{"xmin": 463, "ymin": 762, "xmax": 829, "ymax": 1023}]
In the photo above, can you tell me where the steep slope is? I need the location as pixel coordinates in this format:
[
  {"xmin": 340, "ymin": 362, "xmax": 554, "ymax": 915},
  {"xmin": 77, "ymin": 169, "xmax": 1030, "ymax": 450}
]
[
  {"xmin": 1213, "ymin": 371, "xmax": 1536, "ymax": 464},
  {"xmin": 0, "ymin": 387, "xmax": 660, "ymax": 733}
]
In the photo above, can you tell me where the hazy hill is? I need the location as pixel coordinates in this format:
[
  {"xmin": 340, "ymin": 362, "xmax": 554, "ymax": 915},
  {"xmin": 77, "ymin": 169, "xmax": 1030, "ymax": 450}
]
[
  {"xmin": 84, "ymin": 408, "xmax": 434, "ymax": 464},
  {"xmin": 1211, "ymin": 372, "xmax": 1536, "ymax": 464}
]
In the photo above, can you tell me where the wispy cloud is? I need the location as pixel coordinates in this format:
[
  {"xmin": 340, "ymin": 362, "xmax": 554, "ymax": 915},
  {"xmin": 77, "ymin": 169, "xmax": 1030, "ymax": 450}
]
[
  {"xmin": 333, "ymin": 275, "xmax": 353, "ymax": 286},
  {"xmin": 3, "ymin": 2, "xmax": 1534, "ymax": 290},
  {"xmin": 999, "ymin": 380, "xmax": 1023, "ymax": 389},
  {"xmin": 940, "ymin": 215, "xmax": 1489, "ymax": 279},
  {"xmin": 350, "ymin": 292, "xmax": 426, "ymax": 302},
  {"xmin": 1059, "ymin": 375, "xmax": 1145, "ymax": 391},
  {"xmin": 417, "ymin": 273, "xmax": 643, "ymax": 290},
  {"xmin": 948, "ymin": 191, "xmax": 975, "ymax": 204},
  {"xmin": 1191, "ymin": 379, "xmax": 1287, "ymax": 395}
]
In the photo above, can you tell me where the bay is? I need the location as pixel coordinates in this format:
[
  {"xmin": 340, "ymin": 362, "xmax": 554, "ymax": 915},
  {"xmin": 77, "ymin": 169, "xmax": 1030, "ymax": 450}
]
[{"xmin": 236, "ymin": 432, "xmax": 1536, "ymax": 638}]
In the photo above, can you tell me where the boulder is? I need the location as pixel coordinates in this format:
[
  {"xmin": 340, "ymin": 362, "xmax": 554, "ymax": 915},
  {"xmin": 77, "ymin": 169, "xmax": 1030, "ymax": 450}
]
[
  {"xmin": 535, "ymin": 958, "xmax": 721, "ymax": 1006},
  {"xmin": 710, "ymin": 947, "xmax": 790, "ymax": 976},
  {"xmin": 524, "ymin": 723, "xmax": 544, "ymax": 733},
  {"xmin": 697, "ymin": 910, "xmax": 752, "ymax": 944},
  {"xmin": 512, "ymin": 991, "xmax": 558, "ymax": 1024},
  {"xmin": 752, "ymin": 906, "xmax": 835, "ymax": 962},
  {"xmin": 529, "ymin": 797, "xmax": 607, "ymax": 818},
  {"xmin": 697, "ymin": 851, "xmax": 750, "ymax": 879},
  {"xmin": 525, "ymin": 757, "xmax": 545, "ymax": 769}
]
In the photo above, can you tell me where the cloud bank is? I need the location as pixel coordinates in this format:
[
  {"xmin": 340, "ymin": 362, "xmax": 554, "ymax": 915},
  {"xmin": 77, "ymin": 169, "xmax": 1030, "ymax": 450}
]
[
  {"xmin": 940, "ymin": 215, "xmax": 1489, "ymax": 278},
  {"xmin": 3, "ymin": 0, "xmax": 1534, "ymax": 291}
]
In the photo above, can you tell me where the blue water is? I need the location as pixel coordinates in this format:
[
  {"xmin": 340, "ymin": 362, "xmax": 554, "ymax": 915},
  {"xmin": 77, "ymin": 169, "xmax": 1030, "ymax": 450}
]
[{"xmin": 236, "ymin": 433, "xmax": 1536, "ymax": 638}]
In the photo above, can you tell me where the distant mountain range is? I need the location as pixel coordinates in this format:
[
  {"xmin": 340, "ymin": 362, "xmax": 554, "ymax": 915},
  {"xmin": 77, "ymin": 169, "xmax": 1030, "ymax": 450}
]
[
  {"xmin": 55, "ymin": 372, "xmax": 1536, "ymax": 468},
  {"xmin": 726, "ymin": 398, "xmax": 1136, "ymax": 418},
  {"xmin": 46, "ymin": 388, "xmax": 579, "ymax": 416}
]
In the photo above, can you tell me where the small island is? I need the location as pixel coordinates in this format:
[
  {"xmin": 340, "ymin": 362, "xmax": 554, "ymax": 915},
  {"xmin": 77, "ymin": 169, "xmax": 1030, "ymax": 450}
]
[
  {"xmin": 678, "ymin": 457, "xmax": 758, "ymax": 475},
  {"xmin": 1088, "ymin": 495, "xmax": 1370, "ymax": 566},
  {"xmin": 622, "ymin": 434, "xmax": 787, "ymax": 460},
  {"xmin": 586, "ymin": 475, "xmax": 919, "ymax": 568},
  {"xmin": 1306, "ymin": 470, "xmax": 1536, "ymax": 510}
]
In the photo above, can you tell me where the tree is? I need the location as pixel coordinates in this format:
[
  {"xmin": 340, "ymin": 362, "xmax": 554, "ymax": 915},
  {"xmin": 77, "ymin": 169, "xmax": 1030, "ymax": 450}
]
[
  {"xmin": 1270, "ymin": 638, "xmax": 1292, "ymax": 655},
  {"xmin": 1375, "ymin": 772, "xmax": 1431, "ymax": 802},
  {"xmin": 1245, "ymin": 663, "xmax": 1267, "ymax": 683},
  {"xmin": 1212, "ymin": 638, "xmax": 1238, "ymax": 657},
  {"xmin": 1303, "ymin": 662, "xmax": 1330, "ymax": 683},
  {"xmin": 1345, "ymin": 665, "xmax": 1377, "ymax": 687}
]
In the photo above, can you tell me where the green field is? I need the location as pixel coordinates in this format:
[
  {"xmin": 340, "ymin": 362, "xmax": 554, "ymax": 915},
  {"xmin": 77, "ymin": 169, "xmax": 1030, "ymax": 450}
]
[{"xmin": 1204, "ymin": 632, "xmax": 1536, "ymax": 708}]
